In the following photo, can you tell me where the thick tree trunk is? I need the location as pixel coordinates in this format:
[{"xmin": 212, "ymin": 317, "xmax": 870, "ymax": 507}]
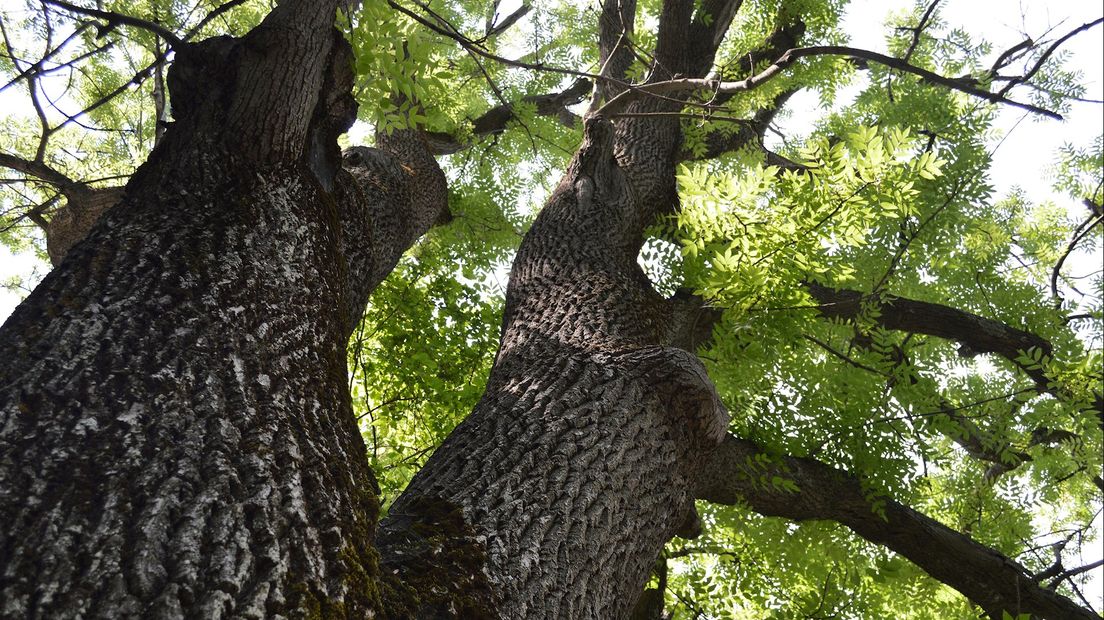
[
  {"xmin": 376, "ymin": 4, "xmax": 739, "ymax": 616},
  {"xmin": 0, "ymin": 1, "xmax": 446, "ymax": 616},
  {"xmin": 379, "ymin": 118, "xmax": 729, "ymax": 618}
]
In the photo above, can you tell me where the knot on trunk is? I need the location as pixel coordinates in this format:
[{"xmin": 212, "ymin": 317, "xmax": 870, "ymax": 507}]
[{"xmin": 625, "ymin": 346, "xmax": 730, "ymax": 450}]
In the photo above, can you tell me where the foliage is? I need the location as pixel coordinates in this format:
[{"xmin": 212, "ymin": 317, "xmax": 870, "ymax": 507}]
[{"xmin": 1, "ymin": 0, "xmax": 1101, "ymax": 617}]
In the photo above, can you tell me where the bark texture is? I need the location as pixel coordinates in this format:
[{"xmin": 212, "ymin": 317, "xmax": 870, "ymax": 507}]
[
  {"xmin": 378, "ymin": 2, "xmax": 741, "ymax": 616},
  {"xmin": 0, "ymin": 1, "xmax": 447, "ymax": 616},
  {"xmin": 380, "ymin": 117, "xmax": 729, "ymax": 619},
  {"xmin": 45, "ymin": 186, "xmax": 127, "ymax": 266}
]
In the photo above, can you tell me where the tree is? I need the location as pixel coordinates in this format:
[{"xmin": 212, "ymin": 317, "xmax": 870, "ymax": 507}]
[{"xmin": 0, "ymin": 0, "xmax": 1100, "ymax": 618}]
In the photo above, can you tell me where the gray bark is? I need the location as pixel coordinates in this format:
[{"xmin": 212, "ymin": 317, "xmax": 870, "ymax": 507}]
[
  {"xmin": 377, "ymin": 3, "xmax": 739, "ymax": 616},
  {"xmin": 379, "ymin": 117, "xmax": 729, "ymax": 619},
  {"xmin": 0, "ymin": 1, "xmax": 446, "ymax": 616}
]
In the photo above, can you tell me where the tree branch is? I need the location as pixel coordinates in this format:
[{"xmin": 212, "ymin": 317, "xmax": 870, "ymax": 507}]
[
  {"xmin": 804, "ymin": 282, "xmax": 1104, "ymax": 420},
  {"xmin": 695, "ymin": 434, "xmax": 1098, "ymax": 619},
  {"xmin": 901, "ymin": 0, "xmax": 943, "ymax": 63},
  {"xmin": 42, "ymin": 0, "xmax": 183, "ymax": 48},
  {"xmin": 422, "ymin": 78, "xmax": 591, "ymax": 155},
  {"xmin": 1051, "ymin": 212, "xmax": 1104, "ymax": 304},
  {"xmin": 484, "ymin": 2, "xmax": 530, "ymax": 39},
  {"xmin": 0, "ymin": 152, "xmax": 83, "ymax": 192},
  {"xmin": 597, "ymin": 45, "xmax": 1062, "ymax": 119},
  {"xmin": 996, "ymin": 17, "xmax": 1104, "ymax": 97}
]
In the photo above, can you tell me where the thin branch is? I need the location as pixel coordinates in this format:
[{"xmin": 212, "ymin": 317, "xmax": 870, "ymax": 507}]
[
  {"xmin": 803, "ymin": 334, "xmax": 887, "ymax": 376},
  {"xmin": 988, "ymin": 38, "xmax": 1034, "ymax": 77},
  {"xmin": 902, "ymin": 0, "xmax": 942, "ymax": 63},
  {"xmin": 1051, "ymin": 212, "xmax": 1104, "ymax": 303},
  {"xmin": 42, "ymin": 0, "xmax": 183, "ymax": 48},
  {"xmin": 484, "ymin": 2, "xmax": 530, "ymax": 39},
  {"xmin": 185, "ymin": 0, "xmax": 250, "ymax": 40},
  {"xmin": 0, "ymin": 21, "xmax": 93, "ymax": 92},
  {"xmin": 1048, "ymin": 559, "xmax": 1104, "ymax": 589},
  {"xmin": 997, "ymin": 17, "xmax": 1104, "ymax": 97},
  {"xmin": 598, "ymin": 45, "xmax": 1062, "ymax": 119}
]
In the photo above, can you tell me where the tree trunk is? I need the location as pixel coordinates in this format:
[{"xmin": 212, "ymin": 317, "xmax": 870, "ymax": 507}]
[
  {"xmin": 0, "ymin": 1, "xmax": 446, "ymax": 616},
  {"xmin": 378, "ymin": 118, "xmax": 729, "ymax": 618},
  {"xmin": 376, "ymin": 4, "xmax": 739, "ymax": 616}
]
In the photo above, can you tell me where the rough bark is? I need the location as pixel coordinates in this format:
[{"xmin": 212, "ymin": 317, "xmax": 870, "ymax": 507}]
[
  {"xmin": 377, "ymin": 3, "xmax": 741, "ymax": 616},
  {"xmin": 380, "ymin": 117, "xmax": 729, "ymax": 619},
  {"xmin": 0, "ymin": 1, "xmax": 447, "ymax": 616},
  {"xmin": 45, "ymin": 186, "xmax": 126, "ymax": 265},
  {"xmin": 696, "ymin": 434, "xmax": 1098, "ymax": 620}
]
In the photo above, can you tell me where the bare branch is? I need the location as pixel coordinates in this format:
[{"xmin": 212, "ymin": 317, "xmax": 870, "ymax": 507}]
[
  {"xmin": 988, "ymin": 37, "xmax": 1034, "ymax": 77},
  {"xmin": 484, "ymin": 2, "xmax": 530, "ymax": 39},
  {"xmin": 42, "ymin": 0, "xmax": 183, "ymax": 48},
  {"xmin": 598, "ymin": 45, "xmax": 1062, "ymax": 119},
  {"xmin": 997, "ymin": 17, "xmax": 1104, "ymax": 97}
]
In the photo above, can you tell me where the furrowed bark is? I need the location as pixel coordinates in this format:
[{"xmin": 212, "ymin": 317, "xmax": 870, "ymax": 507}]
[
  {"xmin": 0, "ymin": 1, "xmax": 447, "ymax": 616},
  {"xmin": 695, "ymin": 434, "xmax": 1098, "ymax": 620},
  {"xmin": 378, "ymin": 2, "xmax": 745, "ymax": 613},
  {"xmin": 380, "ymin": 117, "xmax": 730, "ymax": 618}
]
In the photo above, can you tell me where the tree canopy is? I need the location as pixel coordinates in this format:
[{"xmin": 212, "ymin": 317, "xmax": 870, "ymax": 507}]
[{"xmin": 1, "ymin": 0, "xmax": 1101, "ymax": 618}]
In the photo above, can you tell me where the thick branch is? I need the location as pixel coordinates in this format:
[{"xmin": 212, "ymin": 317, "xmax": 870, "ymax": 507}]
[
  {"xmin": 696, "ymin": 434, "xmax": 1098, "ymax": 620},
  {"xmin": 0, "ymin": 152, "xmax": 83, "ymax": 192},
  {"xmin": 805, "ymin": 282, "xmax": 1103, "ymax": 419}
]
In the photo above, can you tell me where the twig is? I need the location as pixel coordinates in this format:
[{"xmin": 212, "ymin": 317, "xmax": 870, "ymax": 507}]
[
  {"xmin": 1051, "ymin": 212, "xmax": 1104, "ymax": 303},
  {"xmin": 902, "ymin": 0, "xmax": 943, "ymax": 63},
  {"xmin": 997, "ymin": 17, "xmax": 1104, "ymax": 97}
]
